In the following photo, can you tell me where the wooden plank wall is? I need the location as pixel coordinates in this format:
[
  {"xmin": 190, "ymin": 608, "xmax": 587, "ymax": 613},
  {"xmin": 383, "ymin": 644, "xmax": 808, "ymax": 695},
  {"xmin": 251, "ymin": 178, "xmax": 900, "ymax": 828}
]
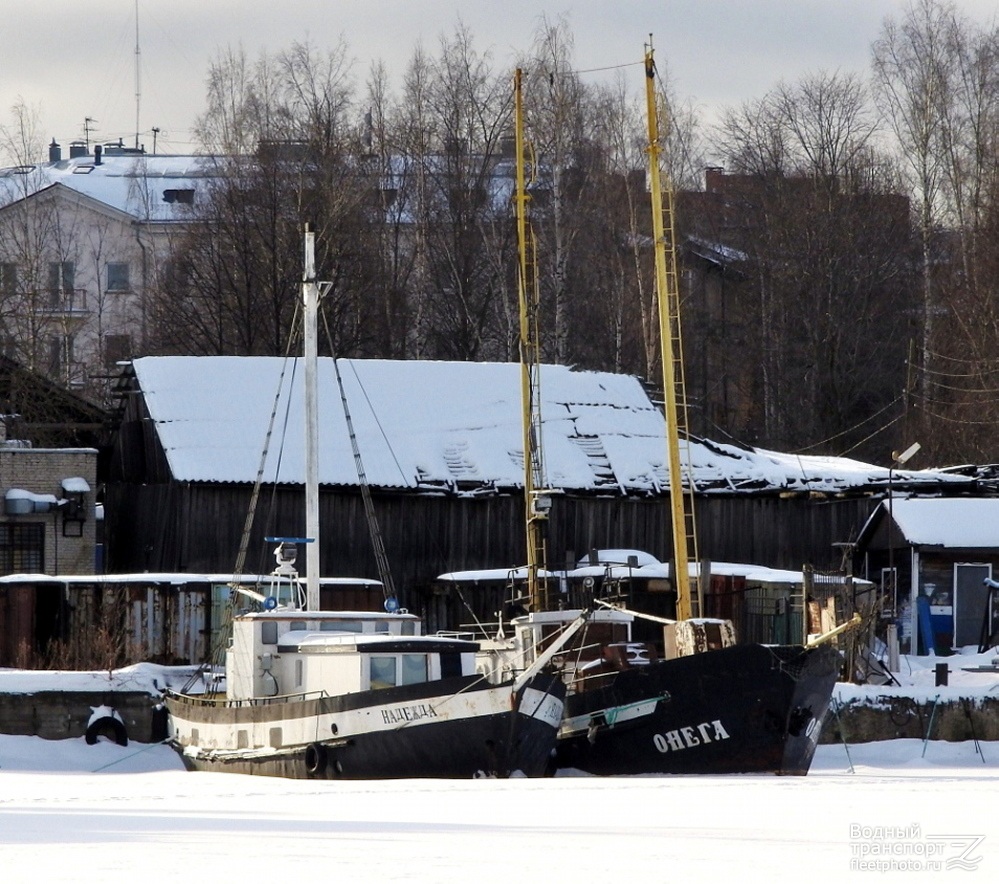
[{"xmin": 104, "ymin": 481, "xmax": 877, "ymax": 626}]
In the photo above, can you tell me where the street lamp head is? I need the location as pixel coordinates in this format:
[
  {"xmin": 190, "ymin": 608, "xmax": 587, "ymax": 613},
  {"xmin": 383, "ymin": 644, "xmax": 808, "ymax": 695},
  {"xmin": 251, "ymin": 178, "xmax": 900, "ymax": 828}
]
[{"xmin": 892, "ymin": 442, "xmax": 921, "ymax": 466}]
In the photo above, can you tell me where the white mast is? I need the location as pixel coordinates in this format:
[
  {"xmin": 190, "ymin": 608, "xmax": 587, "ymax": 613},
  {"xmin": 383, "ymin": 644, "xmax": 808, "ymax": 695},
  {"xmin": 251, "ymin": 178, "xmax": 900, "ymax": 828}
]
[{"xmin": 303, "ymin": 228, "xmax": 321, "ymax": 611}]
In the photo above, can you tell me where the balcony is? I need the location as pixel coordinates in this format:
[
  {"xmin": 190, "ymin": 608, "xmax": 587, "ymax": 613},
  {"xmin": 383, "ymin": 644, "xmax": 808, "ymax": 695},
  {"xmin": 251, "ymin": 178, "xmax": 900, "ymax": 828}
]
[
  {"xmin": 34, "ymin": 289, "xmax": 90, "ymax": 334},
  {"xmin": 38, "ymin": 288, "xmax": 90, "ymax": 321}
]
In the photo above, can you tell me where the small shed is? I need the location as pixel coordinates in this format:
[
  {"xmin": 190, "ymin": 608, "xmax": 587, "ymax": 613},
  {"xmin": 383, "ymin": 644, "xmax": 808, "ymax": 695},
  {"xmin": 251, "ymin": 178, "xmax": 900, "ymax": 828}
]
[
  {"xmin": 856, "ymin": 497, "xmax": 999, "ymax": 654},
  {"xmin": 0, "ymin": 572, "xmax": 384, "ymax": 668}
]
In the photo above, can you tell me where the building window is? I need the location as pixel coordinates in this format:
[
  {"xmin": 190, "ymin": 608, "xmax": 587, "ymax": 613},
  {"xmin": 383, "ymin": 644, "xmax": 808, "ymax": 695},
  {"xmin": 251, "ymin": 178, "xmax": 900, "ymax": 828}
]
[
  {"xmin": 48, "ymin": 336, "xmax": 61, "ymax": 376},
  {"xmin": 0, "ymin": 523, "xmax": 44, "ymax": 573},
  {"xmin": 48, "ymin": 334, "xmax": 74, "ymax": 378},
  {"xmin": 104, "ymin": 333, "xmax": 132, "ymax": 369},
  {"xmin": 48, "ymin": 261, "xmax": 75, "ymax": 307},
  {"xmin": 0, "ymin": 262, "xmax": 17, "ymax": 297},
  {"xmin": 106, "ymin": 262, "xmax": 130, "ymax": 292},
  {"xmin": 163, "ymin": 188, "xmax": 195, "ymax": 205}
]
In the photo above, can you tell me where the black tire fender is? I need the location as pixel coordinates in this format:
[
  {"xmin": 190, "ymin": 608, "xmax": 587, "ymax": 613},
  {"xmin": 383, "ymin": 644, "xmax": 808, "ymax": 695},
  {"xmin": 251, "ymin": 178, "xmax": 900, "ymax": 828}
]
[
  {"xmin": 85, "ymin": 715, "xmax": 128, "ymax": 747},
  {"xmin": 304, "ymin": 742, "xmax": 327, "ymax": 775}
]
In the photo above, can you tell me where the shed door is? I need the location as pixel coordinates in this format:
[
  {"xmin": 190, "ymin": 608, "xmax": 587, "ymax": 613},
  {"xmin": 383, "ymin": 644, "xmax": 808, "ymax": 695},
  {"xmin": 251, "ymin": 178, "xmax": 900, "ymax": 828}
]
[{"xmin": 954, "ymin": 563, "xmax": 991, "ymax": 649}]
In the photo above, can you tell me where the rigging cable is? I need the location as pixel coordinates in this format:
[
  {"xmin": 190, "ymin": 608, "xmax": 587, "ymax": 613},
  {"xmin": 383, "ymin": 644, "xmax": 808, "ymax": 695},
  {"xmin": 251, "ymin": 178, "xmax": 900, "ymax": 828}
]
[
  {"xmin": 180, "ymin": 314, "xmax": 304, "ymax": 693},
  {"xmin": 320, "ymin": 307, "xmax": 397, "ymax": 600}
]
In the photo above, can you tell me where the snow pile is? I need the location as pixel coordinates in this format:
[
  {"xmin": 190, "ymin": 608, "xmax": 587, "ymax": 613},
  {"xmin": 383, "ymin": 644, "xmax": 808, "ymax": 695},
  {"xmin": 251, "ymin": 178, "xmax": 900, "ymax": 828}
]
[{"xmin": 0, "ymin": 662, "xmax": 195, "ymax": 696}]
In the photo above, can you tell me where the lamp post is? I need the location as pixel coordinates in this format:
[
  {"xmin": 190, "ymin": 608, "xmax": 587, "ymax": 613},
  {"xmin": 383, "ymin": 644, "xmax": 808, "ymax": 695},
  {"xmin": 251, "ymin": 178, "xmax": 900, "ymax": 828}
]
[{"xmin": 887, "ymin": 442, "xmax": 920, "ymax": 646}]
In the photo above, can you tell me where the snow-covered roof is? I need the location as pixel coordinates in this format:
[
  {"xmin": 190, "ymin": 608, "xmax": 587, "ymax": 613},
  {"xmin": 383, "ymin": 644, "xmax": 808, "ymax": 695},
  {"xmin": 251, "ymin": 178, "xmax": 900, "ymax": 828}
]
[
  {"xmin": 438, "ymin": 550, "xmax": 870, "ymax": 587},
  {"xmin": 0, "ymin": 572, "xmax": 382, "ymax": 587},
  {"xmin": 0, "ymin": 153, "xmax": 215, "ymax": 222},
  {"xmin": 128, "ymin": 356, "xmax": 968, "ymax": 496},
  {"xmin": 880, "ymin": 497, "xmax": 999, "ymax": 549},
  {"xmin": 684, "ymin": 234, "xmax": 749, "ymax": 266}
]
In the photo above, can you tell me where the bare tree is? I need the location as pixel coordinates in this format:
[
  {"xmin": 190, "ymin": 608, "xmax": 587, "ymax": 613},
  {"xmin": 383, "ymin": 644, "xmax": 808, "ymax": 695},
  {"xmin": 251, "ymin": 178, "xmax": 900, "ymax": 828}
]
[
  {"xmin": 389, "ymin": 26, "xmax": 515, "ymax": 361},
  {"xmin": 874, "ymin": 0, "xmax": 999, "ymax": 463},
  {"xmin": 151, "ymin": 41, "xmax": 378, "ymax": 359},
  {"xmin": 873, "ymin": 0, "xmax": 954, "ymax": 418},
  {"xmin": 710, "ymin": 73, "xmax": 914, "ymax": 458}
]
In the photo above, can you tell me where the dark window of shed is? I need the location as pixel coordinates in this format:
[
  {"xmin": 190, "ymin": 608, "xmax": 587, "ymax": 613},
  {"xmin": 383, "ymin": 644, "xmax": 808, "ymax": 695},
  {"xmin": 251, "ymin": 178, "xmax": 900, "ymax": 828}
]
[
  {"xmin": 162, "ymin": 188, "xmax": 195, "ymax": 205},
  {"xmin": 0, "ymin": 523, "xmax": 44, "ymax": 572}
]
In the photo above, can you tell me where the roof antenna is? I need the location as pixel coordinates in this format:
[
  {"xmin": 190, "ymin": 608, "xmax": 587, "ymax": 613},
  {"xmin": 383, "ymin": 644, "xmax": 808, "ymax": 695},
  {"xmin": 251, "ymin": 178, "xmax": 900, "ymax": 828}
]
[{"xmin": 134, "ymin": 0, "xmax": 141, "ymax": 150}]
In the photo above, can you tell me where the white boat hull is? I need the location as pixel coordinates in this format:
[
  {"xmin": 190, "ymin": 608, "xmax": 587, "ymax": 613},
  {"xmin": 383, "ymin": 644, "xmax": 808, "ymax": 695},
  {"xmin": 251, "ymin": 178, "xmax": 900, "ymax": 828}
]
[{"xmin": 166, "ymin": 672, "xmax": 565, "ymax": 779}]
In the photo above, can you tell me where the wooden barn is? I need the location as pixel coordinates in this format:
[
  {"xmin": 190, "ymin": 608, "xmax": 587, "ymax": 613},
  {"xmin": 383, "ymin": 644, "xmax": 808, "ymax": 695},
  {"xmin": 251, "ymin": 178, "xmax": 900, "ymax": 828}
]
[{"xmin": 103, "ymin": 357, "xmax": 971, "ymax": 632}]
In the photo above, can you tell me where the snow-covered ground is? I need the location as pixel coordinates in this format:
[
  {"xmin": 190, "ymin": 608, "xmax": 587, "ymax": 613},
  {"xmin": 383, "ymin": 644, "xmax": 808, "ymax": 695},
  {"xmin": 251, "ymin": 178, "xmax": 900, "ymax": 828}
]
[
  {"xmin": 2, "ymin": 652, "xmax": 999, "ymax": 882},
  {"xmin": 836, "ymin": 646, "xmax": 999, "ymax": 706},
  {"xmin": 0, "ymin": 734, "xmax": 996, "ymax": 883}
]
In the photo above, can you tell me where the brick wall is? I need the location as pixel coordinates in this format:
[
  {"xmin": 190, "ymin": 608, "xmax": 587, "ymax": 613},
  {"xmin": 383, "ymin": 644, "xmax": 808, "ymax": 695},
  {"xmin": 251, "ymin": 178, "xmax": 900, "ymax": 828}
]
[{"xmin": 0, "ymin": 447, "xmax": 98, "ymax": 575}]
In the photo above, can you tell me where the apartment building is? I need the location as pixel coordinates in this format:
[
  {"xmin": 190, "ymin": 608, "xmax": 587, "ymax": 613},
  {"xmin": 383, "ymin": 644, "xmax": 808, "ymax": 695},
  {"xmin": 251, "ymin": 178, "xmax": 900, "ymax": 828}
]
[{"xmin": 0, "ymin": 141, "xmax": 212, "ymax": 403}]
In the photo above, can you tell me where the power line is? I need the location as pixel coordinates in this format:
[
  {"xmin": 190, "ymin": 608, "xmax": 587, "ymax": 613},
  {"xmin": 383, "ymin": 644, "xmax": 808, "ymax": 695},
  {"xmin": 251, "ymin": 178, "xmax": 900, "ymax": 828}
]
[
  {"xmin": 913, "ymin": 401, "xmax": 999, "ymax": 427},
  {"xmin": 791, "ymin": 393, "xmax": 905, "ymax": 454},
  {"xmin": 572, "ymin": 61, "xmax": 644, "ymax": 76}
]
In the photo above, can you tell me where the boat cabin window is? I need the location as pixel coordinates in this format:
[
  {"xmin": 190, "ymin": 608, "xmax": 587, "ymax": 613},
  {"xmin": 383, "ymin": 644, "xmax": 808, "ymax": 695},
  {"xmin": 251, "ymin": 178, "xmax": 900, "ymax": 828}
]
[
  {"xmin": 370, "ymin": 656, "xmax": 397, "ymax": 689},
  {"xmin": 369, "ymin": 654, "xmax": 428, "ymax": 689},
  {"xmin": 260, "ymin": 622, "xmax": 278, "ymax": 645},
  {"xmin": 320, "ymin": 620, "xmax": 363, "ymax": 633},
  {"xmin": 400, "ymin": 654, "xmax": 428, "ymax": 685},
  {"xmin": 538, "ymin": 622, "xmax": 629, "ymax": 662},
  {"xmin": 440, "ymin": 653, "xmax": 462, "ymax": 679}
]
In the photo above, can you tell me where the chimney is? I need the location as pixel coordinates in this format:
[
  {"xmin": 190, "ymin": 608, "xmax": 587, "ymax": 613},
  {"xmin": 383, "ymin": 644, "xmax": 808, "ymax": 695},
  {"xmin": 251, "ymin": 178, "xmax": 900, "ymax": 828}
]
[
  {"xmin": 49, "ymin": 139, "xmax": 62, "ymax": 163},
  {"xmin": 705, "ymin": 167, "xmax": 726, "ymax": 192},
  {"xmin": 94, "ymin": 144, "xmax": 102, "ymax": 165},
  {"xmin": 69, "ymin": 141, "xmax": 87, "ymax": 159}
]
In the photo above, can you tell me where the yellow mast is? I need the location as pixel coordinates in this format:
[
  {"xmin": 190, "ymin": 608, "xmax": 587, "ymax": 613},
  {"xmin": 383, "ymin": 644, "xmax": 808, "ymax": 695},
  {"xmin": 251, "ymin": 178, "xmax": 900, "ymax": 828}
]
[
  {"xmin": 514, "ymin": 69, "xmax": 549, "ymax": 611},
  {"xmin": 644, "ymin": 42, "xmax": 697, "ymax": 620}
]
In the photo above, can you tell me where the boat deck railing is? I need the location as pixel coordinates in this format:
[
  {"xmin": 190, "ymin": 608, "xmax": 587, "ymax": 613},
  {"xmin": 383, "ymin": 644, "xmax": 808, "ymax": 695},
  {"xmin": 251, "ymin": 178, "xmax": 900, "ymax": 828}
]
[
  {"xmin": 436, "ymin": 630, "xmax": 481, "ymax": 641},
  {"xmin": 164, "ymin": 687, "xmax": 332, "ymax": 708}
]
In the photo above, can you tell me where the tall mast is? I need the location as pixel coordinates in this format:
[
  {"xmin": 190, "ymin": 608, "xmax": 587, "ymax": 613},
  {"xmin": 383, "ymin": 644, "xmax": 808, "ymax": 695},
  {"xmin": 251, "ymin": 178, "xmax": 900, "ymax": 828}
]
[
  {"xmin": 303, "ymin": 228, "xmax": 321, "ymax": 611},
  {"xmin": 645, "ymin": 41, "xmax": 696, "ymax": 620},
  {"xmin": 134, "ymin": 0, "xmax": 141, "ymax": 150},
  {"xmin": 514, "ymin": 69, "xmax": 549, "ymax": 611}
]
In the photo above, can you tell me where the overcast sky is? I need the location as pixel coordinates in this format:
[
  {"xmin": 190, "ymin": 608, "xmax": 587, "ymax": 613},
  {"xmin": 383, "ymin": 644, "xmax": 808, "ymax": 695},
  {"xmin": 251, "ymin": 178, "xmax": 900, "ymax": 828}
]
[{"xmin": 2, "ymin": 1, "xmax": 997, "ymax": 159}]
